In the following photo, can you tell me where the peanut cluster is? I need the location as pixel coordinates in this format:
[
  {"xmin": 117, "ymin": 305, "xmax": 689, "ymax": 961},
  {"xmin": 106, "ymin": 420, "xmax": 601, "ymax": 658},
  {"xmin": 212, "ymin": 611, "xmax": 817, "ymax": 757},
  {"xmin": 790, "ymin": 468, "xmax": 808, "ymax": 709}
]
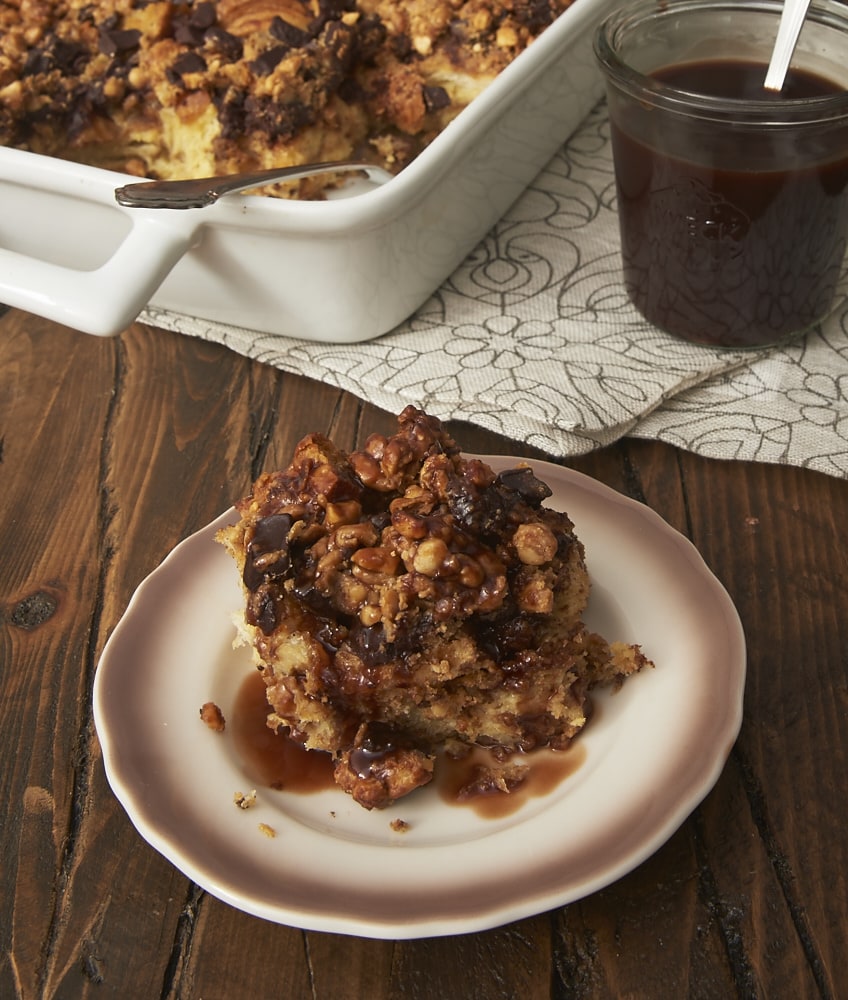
[{"xmin": 235, "ymin": 406, "xmax": 573, "ymax": 664}]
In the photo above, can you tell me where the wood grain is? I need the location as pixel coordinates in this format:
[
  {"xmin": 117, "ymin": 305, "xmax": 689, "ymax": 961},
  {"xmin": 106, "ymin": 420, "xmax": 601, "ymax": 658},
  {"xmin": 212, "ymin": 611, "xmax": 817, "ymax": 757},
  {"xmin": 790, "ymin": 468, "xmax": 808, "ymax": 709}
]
[{"xmin": 1, "ymin": 315, "xmax": 845, "ymax": 1000}]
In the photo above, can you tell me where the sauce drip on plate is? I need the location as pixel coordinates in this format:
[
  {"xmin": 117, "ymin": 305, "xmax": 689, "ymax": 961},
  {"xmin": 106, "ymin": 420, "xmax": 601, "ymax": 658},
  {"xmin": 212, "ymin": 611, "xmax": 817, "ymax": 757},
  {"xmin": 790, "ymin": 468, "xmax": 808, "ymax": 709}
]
[{"xmin": 230, "ymin": 672, "xmax": 585, "ymax": 814}]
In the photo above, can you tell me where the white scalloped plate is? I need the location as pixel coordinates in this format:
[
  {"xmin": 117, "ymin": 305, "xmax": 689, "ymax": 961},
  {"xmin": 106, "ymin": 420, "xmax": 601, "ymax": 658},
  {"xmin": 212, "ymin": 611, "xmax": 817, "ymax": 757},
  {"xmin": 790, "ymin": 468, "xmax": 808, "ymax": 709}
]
[{"xmin": 93, "ymin": 457, "xmax": 746, "ymax": 939}]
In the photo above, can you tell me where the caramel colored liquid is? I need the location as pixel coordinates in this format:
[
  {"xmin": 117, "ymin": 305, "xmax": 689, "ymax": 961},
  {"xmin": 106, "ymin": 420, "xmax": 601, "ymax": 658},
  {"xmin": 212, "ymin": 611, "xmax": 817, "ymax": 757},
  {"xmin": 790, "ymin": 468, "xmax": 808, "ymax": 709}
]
[
  {"xmin": 231, "ymin": 672, "xmax": 335, "ymax": 793},
  {"xmin": 612, "ymin": 60, "xmax": 848, "ymax": 347},
  {"xmin": 231, "ymin": 672, "xmax": 586, "ymax": 814},
  {"xmin": 435, "ymin": 744, "xmax": 586, "ymax": 818}
]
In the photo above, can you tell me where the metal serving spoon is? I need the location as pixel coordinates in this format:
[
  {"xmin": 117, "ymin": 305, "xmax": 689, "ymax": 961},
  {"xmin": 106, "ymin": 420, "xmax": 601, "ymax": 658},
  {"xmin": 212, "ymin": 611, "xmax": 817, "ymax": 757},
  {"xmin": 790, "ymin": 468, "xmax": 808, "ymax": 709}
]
[
  {"xmin": 763, "ymin": 0, "xmax": 812, "ymax": 92},
  {"xmin": 115, "ymin": 160, "xmax": 394, "ymax": 209}
]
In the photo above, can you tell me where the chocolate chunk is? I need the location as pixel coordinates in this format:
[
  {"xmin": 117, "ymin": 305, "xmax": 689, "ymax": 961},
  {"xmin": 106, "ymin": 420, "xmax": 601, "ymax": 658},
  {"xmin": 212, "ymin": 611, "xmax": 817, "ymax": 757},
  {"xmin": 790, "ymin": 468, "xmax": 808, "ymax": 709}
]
[
  {"xmin": 189, "ymin": 1, "xmax": 217, "ymax": 29},
  {"xmin": 308, "ymin": 0, "xmax": 356, "ymax": 36},
  {"xmin": 23, "ymin": 38, "xmax": 89, "ymax": 76},
  {"xmin": 389, "ymin": 32, "xmax": 413, "ymax": 60},
  {"xmin": 423, "ymin": 85, "xmax": 450, "ymax": 113},
  {"xmin": 98, "ymin": 27, "xmax": 141, "ymax": 57},
  {"xmin": 498, "ymin": 467, "xmax": 552, "ymax": 505},
  {"xmin": 353, "ymin": 15, "xmax": 388, "ymax": 61},
  {"xmin": 269, "ymin": 15, "xmax": 310, "ymax": 48},
  {"xmin": 324, "ymin": 19, "xmax": 354, "ymax": 61},
  {"xmin": 250, "ymin": 585, "xmax": 281, "ymax": 635},
  {"xmin": 205, "ymin": 26, "xmax": 243, "ymax": 61},
  {"xmin": 249, "ymin": 46, "xmax": 288, "ymax": 76},
  {"xmin": 243, "ymin": 513, "xmax": 293, "ymax": 591},
  {"xmin": 174, "ymin": 21, "xmax": 206, "ymax": 46},
  {"xmin": 166, "ymin": 51, "xmax": 208, "ymax": 84}
]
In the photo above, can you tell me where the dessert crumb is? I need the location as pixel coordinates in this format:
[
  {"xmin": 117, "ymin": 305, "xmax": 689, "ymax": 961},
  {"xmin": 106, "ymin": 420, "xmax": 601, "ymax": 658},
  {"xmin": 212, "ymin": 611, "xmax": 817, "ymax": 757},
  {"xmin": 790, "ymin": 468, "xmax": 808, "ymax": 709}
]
[
  {"xmin": 258, "ymin": 823, "xmax": 276, "ymax": 838},
  {"xmin": 390, "ymin": 818, "xmax": 411, "ymax": 833},
  {"xmin": 199, "ymin": 701, "xmax": 226, "ymax": 732},
  {"xmin": 233, "ymin": 789, "xmax": 257, "ymax": 810}
]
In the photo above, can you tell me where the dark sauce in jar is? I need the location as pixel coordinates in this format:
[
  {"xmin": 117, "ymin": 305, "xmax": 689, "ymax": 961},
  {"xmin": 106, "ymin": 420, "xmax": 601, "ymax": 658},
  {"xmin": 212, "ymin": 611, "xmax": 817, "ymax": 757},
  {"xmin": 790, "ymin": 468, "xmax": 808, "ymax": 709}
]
[{"xmin": 610, "ymin": 59, "xmax": 848, "ymax": 347}]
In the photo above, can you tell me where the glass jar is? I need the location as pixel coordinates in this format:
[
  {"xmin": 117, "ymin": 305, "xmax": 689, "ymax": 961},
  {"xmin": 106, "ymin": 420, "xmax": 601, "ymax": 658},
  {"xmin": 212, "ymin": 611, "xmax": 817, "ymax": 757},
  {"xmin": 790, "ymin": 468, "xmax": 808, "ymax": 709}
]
[{"xmin": 595, "ymin": 0, "xmax": 848, "ymax": 348}]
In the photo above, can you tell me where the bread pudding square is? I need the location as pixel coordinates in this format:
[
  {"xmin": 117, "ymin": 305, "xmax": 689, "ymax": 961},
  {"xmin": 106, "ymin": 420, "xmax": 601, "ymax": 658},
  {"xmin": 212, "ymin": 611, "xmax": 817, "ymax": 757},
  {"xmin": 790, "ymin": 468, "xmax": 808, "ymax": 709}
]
[{"xmin": 217, "ymin": 406, "xmax": 651, "ymax": 809}]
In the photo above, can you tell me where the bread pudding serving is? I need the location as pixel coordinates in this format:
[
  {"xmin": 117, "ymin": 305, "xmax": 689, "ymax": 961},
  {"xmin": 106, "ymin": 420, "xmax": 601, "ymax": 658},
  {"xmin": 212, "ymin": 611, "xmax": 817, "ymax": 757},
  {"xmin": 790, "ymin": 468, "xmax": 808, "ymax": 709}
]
[
  {"xmin": 0, "ymin": 0, "xmax": 575, "ymax": 198},
  {"xmin": 217, "ymin": 407, "xmax": 651, "ymax": 809}
]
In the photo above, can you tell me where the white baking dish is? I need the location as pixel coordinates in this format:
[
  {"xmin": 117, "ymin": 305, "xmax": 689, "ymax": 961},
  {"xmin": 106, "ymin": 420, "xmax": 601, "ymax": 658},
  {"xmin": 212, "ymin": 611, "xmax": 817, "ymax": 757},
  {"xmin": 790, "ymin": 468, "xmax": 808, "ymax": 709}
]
[{"xmin": 0, "ymin": 0, "xmax": 616, "ymax": 342}]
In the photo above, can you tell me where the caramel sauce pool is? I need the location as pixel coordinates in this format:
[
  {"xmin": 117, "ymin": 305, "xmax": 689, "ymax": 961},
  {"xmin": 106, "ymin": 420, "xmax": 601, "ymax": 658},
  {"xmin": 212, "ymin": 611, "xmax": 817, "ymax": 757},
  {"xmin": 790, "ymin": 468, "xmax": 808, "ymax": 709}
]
[
  {"xmin": 231, "ymin": 672, "xmax": 336, "ymax": 793},
  {"xmin": 231, "ymin": 672, "xmax": 586, "ymax": 816}
]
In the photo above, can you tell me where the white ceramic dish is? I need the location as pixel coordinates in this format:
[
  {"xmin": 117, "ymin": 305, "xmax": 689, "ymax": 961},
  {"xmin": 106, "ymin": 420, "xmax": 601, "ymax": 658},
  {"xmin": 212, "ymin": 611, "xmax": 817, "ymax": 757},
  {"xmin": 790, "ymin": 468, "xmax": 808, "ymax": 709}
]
[
  {"xmin": 93, "ymin": 457, "xmax": 746, "ymax": 939},
  {"xmin": 0, "ymin": 0, "xmax": 614, "ymax": 341}
]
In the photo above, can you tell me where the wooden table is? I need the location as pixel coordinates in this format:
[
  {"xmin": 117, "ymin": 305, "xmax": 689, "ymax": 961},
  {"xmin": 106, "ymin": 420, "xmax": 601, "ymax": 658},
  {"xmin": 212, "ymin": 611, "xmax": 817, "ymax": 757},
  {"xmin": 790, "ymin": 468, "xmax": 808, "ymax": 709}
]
[{"xmin": 2, "ymin": 307, "xmax": 846, "ymax": 1000}]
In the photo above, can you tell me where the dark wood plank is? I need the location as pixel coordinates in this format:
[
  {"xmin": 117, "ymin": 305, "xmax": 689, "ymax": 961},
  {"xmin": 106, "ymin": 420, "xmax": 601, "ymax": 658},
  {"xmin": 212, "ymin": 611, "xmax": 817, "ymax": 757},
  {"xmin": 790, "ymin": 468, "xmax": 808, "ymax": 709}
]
[
  {"xmin": 387, "ymin": 917, "xmax": 554, "ymax": 1000},
  {"xmin": 0, "ymin": 312, "xmax": 119, "ymax": 1000},
  {"xmin": 677, "ymin": 453, "xmax": 848, "ymax": 1000}
]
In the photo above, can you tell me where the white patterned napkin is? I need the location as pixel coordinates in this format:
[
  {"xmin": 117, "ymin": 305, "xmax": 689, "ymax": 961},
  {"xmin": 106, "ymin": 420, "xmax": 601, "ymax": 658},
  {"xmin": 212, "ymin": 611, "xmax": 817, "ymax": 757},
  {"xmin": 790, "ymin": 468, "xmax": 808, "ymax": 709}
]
[{"xmin": 143, "ymin": 103, "xmax": 848, "ymax": 480}]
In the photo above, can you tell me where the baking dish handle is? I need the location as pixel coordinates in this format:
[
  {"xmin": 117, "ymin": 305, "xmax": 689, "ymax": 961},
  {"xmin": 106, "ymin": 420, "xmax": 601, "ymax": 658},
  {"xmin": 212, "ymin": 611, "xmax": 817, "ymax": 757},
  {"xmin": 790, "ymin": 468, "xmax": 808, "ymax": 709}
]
[{"xmin": 0, "ymin": 212, "xmax": 201, "ymax": 337}]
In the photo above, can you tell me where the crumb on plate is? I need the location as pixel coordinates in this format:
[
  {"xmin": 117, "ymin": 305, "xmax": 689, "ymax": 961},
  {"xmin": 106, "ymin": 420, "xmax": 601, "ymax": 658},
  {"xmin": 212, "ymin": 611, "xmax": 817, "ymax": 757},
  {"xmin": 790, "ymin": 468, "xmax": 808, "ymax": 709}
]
[{"xmin": 200, "ymin": 701, "xmax": 226, "ymax": 731}]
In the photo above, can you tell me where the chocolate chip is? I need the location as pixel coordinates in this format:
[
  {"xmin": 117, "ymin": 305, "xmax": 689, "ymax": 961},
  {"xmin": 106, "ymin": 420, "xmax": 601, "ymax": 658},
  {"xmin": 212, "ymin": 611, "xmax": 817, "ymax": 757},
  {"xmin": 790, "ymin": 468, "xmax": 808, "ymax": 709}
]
[
  {"xmin": 250, "ymin": 585, "xmax": 280, "ymax": 635},
  {"xmin": 423, "ymin": 85, "xmax": 450, "ymax": 113},
  {"xmin": 23, "ymin": 38, "xmax": 89, "ymax": 76},
  {"xmin": 166, "ymin": 50, "xmax": 207, "ymax": 84},
  {"xmin": 189, "ymin": 1, "xmax": 216, "ymax": 29},
  {"xmin": 389, "ymin": 32, "xmax": 412, "ymax": 60},
  {"xmin": 204, "ymin": 26, "xmax": 243, "ymax": 61},
  {"xmin": 98, "ymin": 27, "xmax": 141, "ymax": 57},
  {"xmin": 174, "ymin": 22, "xmax": 205, "ymax": 46},
  {"xmin": 249, "ymin": 45, "xmax": 288, "ymax": 76},
  {"xmin": 243, "ymin": 94, "xmax": 314, "ymax": 140},
  {"xmin": 353, "ymin": 15, "xmax": 388, "ymax": 60},
  {"xmin": 244, "ymin": 513, "xmax": 293, "ymax": 591},
  {"xmin": 498, "ymin": 468, "xmax": 552, "ymax": 506},
  {"xmin": 269, "ymin": 15, "xmax": 309, "ymax": 48}
]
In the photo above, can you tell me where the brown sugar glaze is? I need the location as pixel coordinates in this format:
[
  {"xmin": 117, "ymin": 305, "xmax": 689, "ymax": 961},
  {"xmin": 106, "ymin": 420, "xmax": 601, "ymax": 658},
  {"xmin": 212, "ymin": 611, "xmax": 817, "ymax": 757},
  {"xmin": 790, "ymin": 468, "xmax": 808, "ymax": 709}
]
[
  {"xmin": 231, "ymin": 671, "xmax": 336, "ymax": 794},
  {"xmin": 612, "ymin": 60, "xmax": 848, "ymax": 347},
  {"xmin": 231, "ymin": 672, "xmax": 585, "ymax": 816}
]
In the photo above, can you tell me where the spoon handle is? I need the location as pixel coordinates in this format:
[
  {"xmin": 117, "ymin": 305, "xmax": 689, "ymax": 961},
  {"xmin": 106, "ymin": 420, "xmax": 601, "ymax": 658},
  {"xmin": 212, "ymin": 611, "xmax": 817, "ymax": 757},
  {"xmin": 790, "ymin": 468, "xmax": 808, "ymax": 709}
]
[
  {"xmin": 115, "ymin": 161, "xmax": 393, "ymax": 209},
  {"xmin": 764, "ymin": 0, "xmax": 812, "ymax": 91}
]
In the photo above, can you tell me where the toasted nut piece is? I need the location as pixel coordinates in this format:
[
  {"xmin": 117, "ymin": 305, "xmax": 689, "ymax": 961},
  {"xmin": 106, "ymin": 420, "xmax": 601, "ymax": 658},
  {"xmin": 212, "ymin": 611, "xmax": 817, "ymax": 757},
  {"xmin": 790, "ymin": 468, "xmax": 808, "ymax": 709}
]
[
  {"xmin": 325, "ymin": 500, "xmax": 362, "ymax": 526},
  {"xmin": 359, "ymin": 604, "xmax": 382, "ymax": 626},
  {"xmin": 472, "ymin": 9, "xmax": 492, "ymax": 31},
  {"xmin": 339, "ymin": 578, "xmax": 369, "ymax": 609},
  {"xmin": 413, "ymin": 537, "xmax": 450, "ymax": 576},
  {"xmin": 316, "ymin": 548, "xmax": 343, "ymax": 580},
  {"xmin": 200, "ymin": 702, "xmax": 226, "ymax": 731},
  {"xmin": 496, "ymin": 24, "xmax": 519, "ymax": 48},
  {"xmin": 513, "ymin": 523, "xmax": 557, "ymax": 565},
  {"xmin": 334, "ymin": 522, "xmax": 379, "ymax": 549},
  {"xmin": 351, "ymin": 547, "xmax": 400, "ymax": 576},
  {"xmin": 349, "ymin": 452, "xmax": 382, "ymax": 488},
  {"xmin": 457, "ymin": 555, "xmax": 485, "ymax": 588},
  {"xmin": 392, "ymin": 509, "xmax": 429, "ymax": 539},
  {"xmin": 517, "ymin": 576, "xmax": 554, "ymax": 614}
]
